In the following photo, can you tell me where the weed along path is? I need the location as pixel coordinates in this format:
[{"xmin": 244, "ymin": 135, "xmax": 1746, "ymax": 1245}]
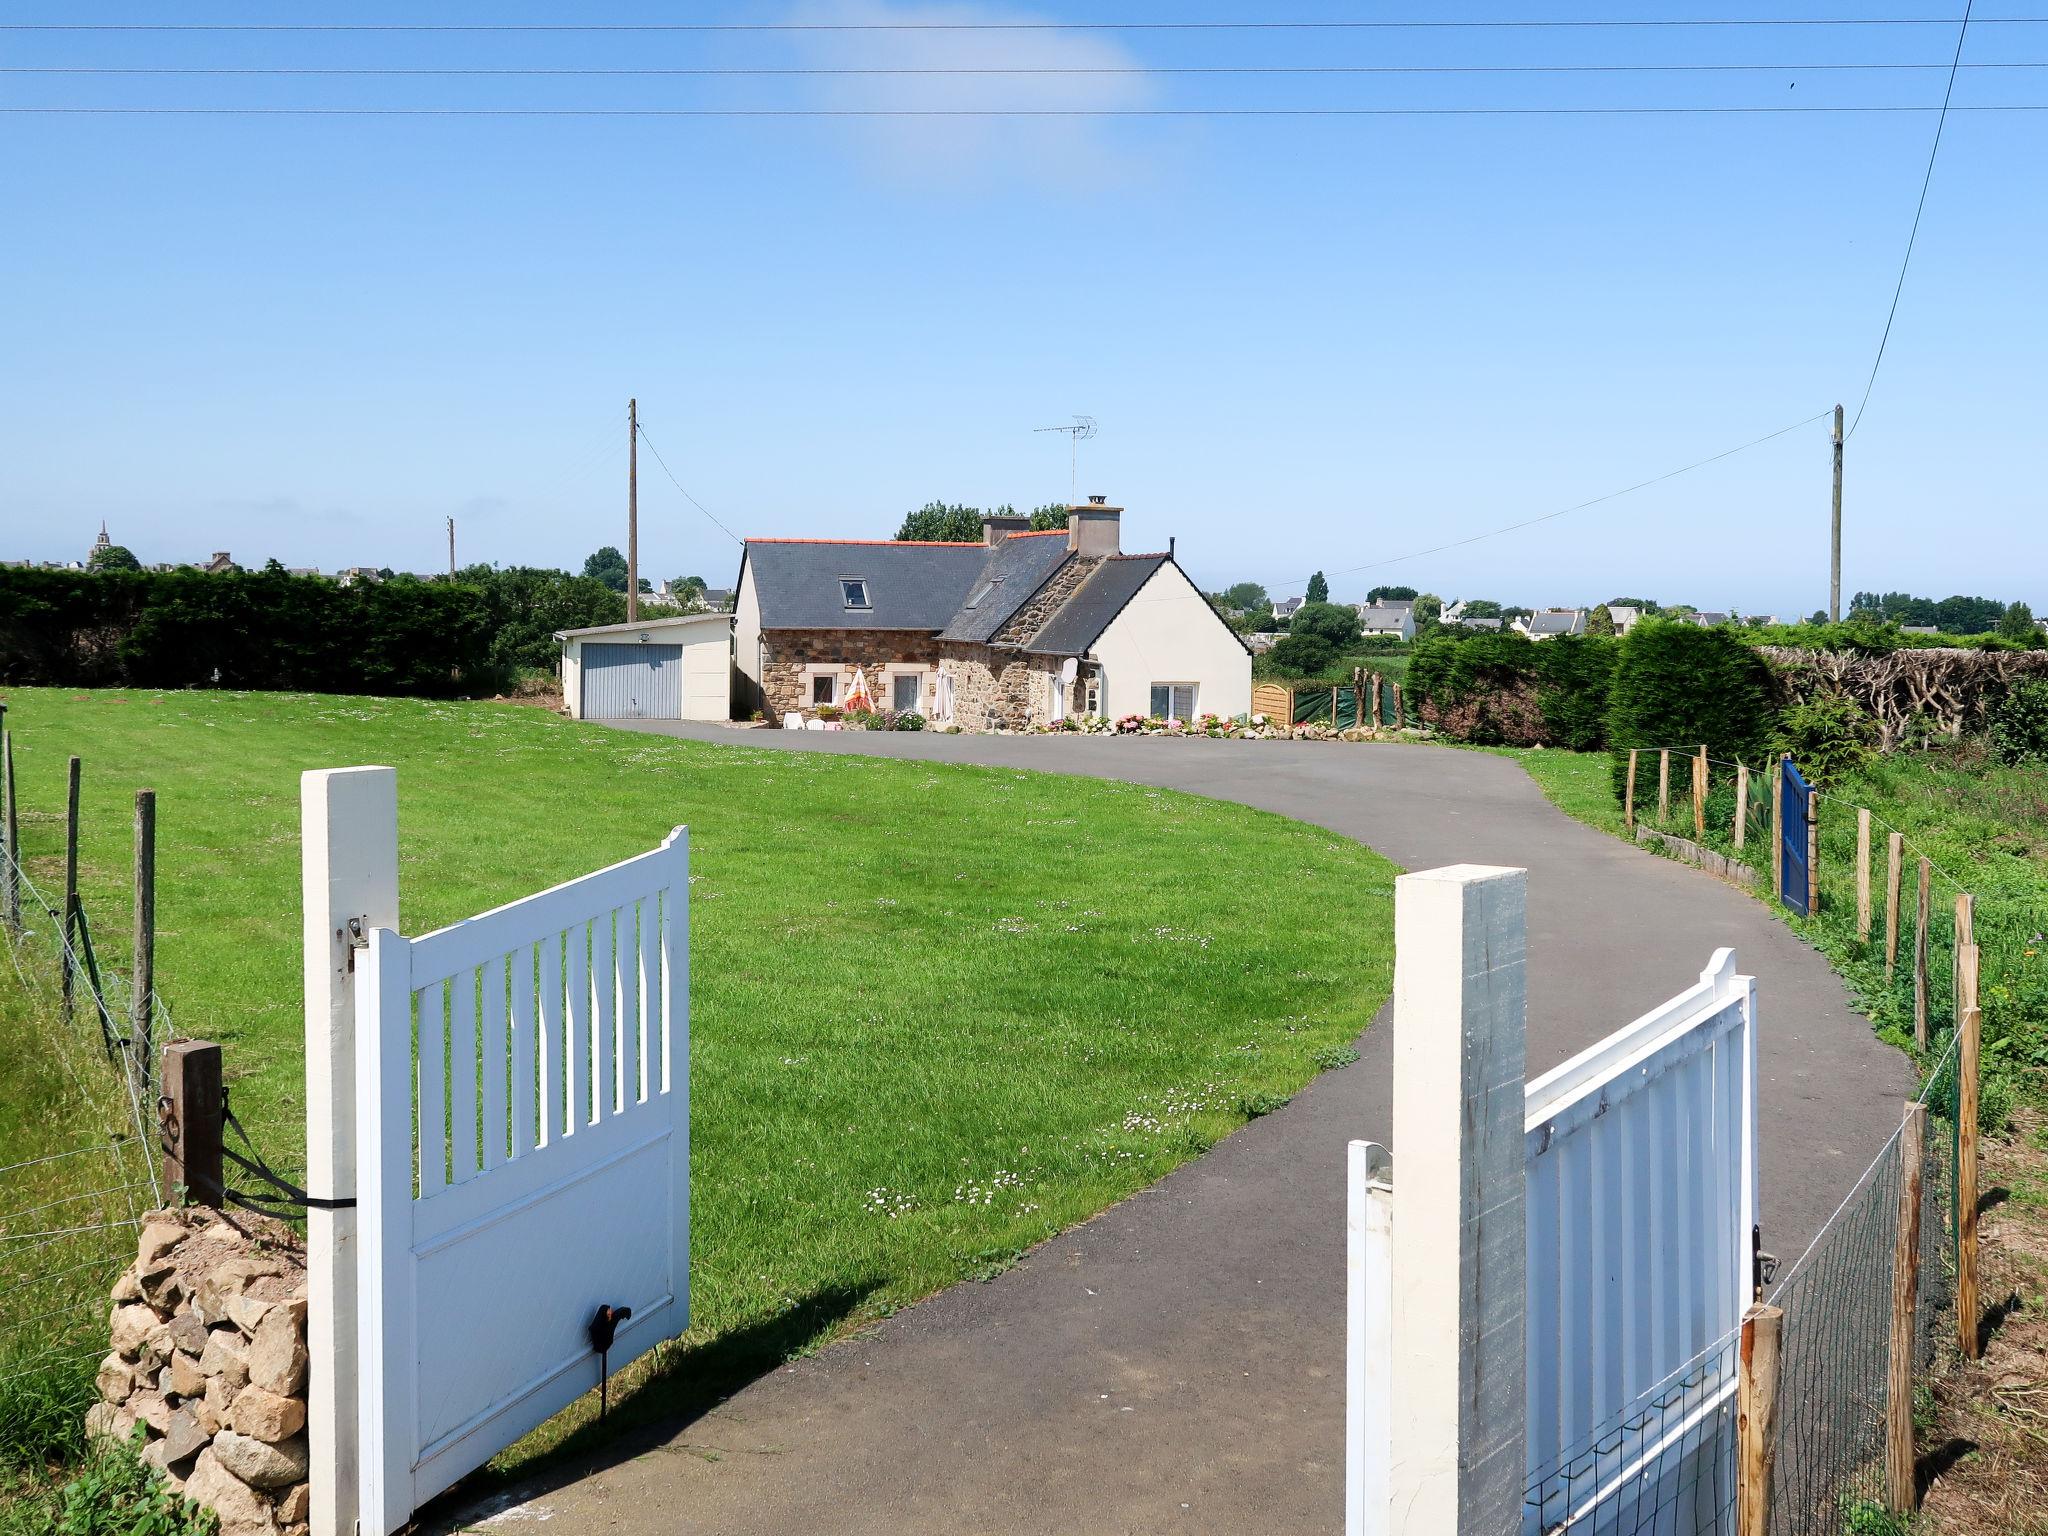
[{"xmin": 458, "ymin": 726, "xmax": 1914, "ymax": 1536}]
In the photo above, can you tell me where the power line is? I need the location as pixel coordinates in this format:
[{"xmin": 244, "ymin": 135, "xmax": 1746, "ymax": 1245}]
[
  {"xmin": 633, "ymin": 424, "xmax": 744, "ymax": 548},
  {"xmin": 1268, "ymin": 410, "xmax": 1831, "ymax": 587},
  {"xmin": 7, "ymin": 62, "xmax": 2047, "ymax": 77},
  {"xmin": 1847, "ymin": 0, "xmax": 1978, "ymax": 437},
  {"xmin": 6, "ymin": 104, "xmax": 2046, "ymax": 118},
  {"xmin": 5, "ymin": 15, "xmax": 2047, "ymax": 30}
]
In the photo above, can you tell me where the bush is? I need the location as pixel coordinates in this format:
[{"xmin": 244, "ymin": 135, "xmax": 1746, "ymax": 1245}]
[
  {"xmin": 1289, "ymin": 601, "xmax": 1361, "ymax": 652},
  {"xmin": 1605, "ymin": 621, "xmax": 1777, "ymax": 798},
  {"xmin": 1772, "ymin": 694, "xmax": 1875, "ymax": 785},
  {"xmin": 1268, "ymin": 633, "xmax": 1337, "ymax": 677},
  {"xmin": 893, "ymin": 710, "xmax": 926, "ymax": 732},
  {"xmin": 1407, "ymin": 629, "xmax": 1614, "ymax": 747},
  {"xmin": 1988, "ymin": 677, "xmax": 2048, "ymax": 765},
  {"xmin": 1535, "ymin": 634, "xmax": 1619, "ymax": 752}
]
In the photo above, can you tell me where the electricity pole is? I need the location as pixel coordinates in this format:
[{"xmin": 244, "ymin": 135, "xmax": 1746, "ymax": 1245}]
[
  {"xmin": 627, "ymin": 397, "xmax": 639, "ymax": 623},
  {"xmin": 1829, "ymin": 403, "xmax": 1844, "ymax": 622},
  {"xmin": 447, "ymin": 516, "xmax": 455, "ymax": 578}
]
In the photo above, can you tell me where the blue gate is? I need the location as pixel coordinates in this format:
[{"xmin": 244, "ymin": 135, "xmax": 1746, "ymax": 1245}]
[{"xmin": 1779, "ymin": 757, "xmax": 1812, "ymax": 915}]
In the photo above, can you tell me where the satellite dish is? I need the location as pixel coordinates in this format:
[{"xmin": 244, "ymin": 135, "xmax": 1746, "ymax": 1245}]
[{"xmin": 1060, "ymin": 657, "xmax": 1079, "ymax": 684}]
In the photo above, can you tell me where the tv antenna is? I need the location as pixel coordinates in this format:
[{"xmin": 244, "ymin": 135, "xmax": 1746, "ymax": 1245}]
[{"xmin": 1034, "ymin": 415, "xmax": 1097, "ymax": 498}]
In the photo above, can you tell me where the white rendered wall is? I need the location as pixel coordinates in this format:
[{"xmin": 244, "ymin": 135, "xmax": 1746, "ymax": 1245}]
[{"xmin": 1088, "ymin": 561, "xmax": 1252, "ymax": 720}]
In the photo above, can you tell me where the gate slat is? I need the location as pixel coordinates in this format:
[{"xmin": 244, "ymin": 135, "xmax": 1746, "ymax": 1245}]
[
  {"xmin": 510, "ymin": 946, "xmax": 535, "ymax": 1159},
  {"xmin": 592, "ymin": 913, "xmax": 615, "ymax": 1121},
  {"xmin": 480, "ymin": 957, "xmax": 507, "ymax": 1172},
  {"xmin": 418, "ymin": 982, "xmax": 446, "ymax": 1199},
  {"xmin": 614, "ymin": 903, "xmax": 638, "ymax": 1110},
  {"xmin": 567, "ymin": 924, "xmax": 589, "ymax": 1131},
  {"xmin": 537, "ymin": 935, "xmax": 562, "ymax": 1148},
  {"xmin": 449, "ymin": 970, "xmax": 478, "ymax": 1184},
  {"xmin": 637, "ymin": 897, "xmax": 658, "ymax": 1104}
]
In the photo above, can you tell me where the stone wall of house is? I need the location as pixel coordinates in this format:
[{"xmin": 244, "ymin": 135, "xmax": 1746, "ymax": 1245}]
[
  {"xmin": 938, "ymin": 644, "xmax": 1071, "ymax": 732},
  {"xmin": 990, "ymin": 554, "xmax": 1101, "ymax": 647},
  {"xmin": 91, "ymin": 1207, "xmax": 310, "ymax": 1536},
  {"xmin": 759, "ymin": 629, "xmax": 941, "ymax": 719}
]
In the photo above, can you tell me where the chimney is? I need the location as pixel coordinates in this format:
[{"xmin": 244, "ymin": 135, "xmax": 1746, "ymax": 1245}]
[
  {"xmin": 1066, "ymin": 495, "xmax": 1122, "ymax": 557},
  {"xmin": 981, "ymin": 512, "xmax": 1030, "ymax": 546}
]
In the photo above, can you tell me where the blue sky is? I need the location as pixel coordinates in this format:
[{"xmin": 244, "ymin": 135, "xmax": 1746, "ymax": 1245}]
[{"xmin": 3, "ymin": 1, "xmax": 2042, "ymax": 614}]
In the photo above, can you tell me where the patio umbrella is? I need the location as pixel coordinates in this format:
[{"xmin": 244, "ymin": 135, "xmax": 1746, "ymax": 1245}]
[{"xmin": 845, "ymin": 668, "xmax": 873, "ymax": 713}]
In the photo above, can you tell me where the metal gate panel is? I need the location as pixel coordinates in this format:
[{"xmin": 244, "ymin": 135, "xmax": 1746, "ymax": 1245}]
[
  {"xmin": 1779, "ymin": 759, "xmax": 1812, "ymax": 915},
  {"xmin": 581, "ymin": 642, "xmax": 683, "ymax": 719},
  {"xmin": 355, "ymin": 829, "xmax": 690, "ymax": 1534}
]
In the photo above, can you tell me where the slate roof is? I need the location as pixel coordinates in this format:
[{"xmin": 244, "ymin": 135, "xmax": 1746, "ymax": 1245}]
[
  {"xmin": 1523, "ymin": 609, "xmax": 1586, "ymax": 637},
  {"xmin": 1357, "ymin": 605, "xmax": 1412, "ymax": 629},
  {"xmin": 1025, "ymin": 555, "xmax": 1170, "ymax": 657},
  {"xmin": 741, "ymin": 538, "xmax": 990, "ymax": 631},
  {"xmin": 935, "ymin": 531, "xmax": 1073, "ymax": 643}
]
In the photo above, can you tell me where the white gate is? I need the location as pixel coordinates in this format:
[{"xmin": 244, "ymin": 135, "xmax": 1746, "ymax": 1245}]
[
  {"xmin": 1348, "ymin": 866, "xmax": 1757, "ymax": 1536},
  {"xmin": 354, "ymin": 827, "xmax": 690, "ymax": 1535}
]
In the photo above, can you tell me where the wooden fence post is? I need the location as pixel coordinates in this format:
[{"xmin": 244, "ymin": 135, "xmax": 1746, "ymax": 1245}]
[
  {"xmin": 1885, "ymin": 832, "xmax": 1904, "ymax": 979},
  {"xmin": 1392, "ymin": 683, "xmax": 1403, "ymax": 730},
  {"xmin": 1390, "ymin": 864, "xmax": 1527, "ymax": 1536},
  {"xmin": 1738, "ymin": 1303, "xmax": 1784, "ymax": 1536},
  {"xmin": 1624, "ymin": 749, "xmax": 1638, "ymax": 833},
  {"xmin": 1693, "ymin": 745, "xmax": 1707, "ymax": 841},
  {"xmin": 1914, "ymin": 856, "xmax": 1931, "ymax": 1050},
  {"xmin": 302, "ymin": 766, "xmax": 401, "ymax": 1536},
  {"xmin": 1733, "ymin": 763, "xmax": 1749, "ymax": 851},
  {"xmin": 1806, "ymin": 790, "xmax": 1820, "ymax": 916},
  {"xmin": 1658, "ymin": 749, "xmax": 1671, "ymax": 823},
  {"xmin": 1370, "ymin": 675, "xmax": 1382, "ymax": 729},
  {"xmin": 132, "ymin": 790, "xmax": 156, "ymax": 1099},
  {"xmin": 1958, "ymin": 942, "xmax": 1982, "ymax": 1361},
  {"xmin": 161, "ymin": 1039, "xmax": 224, "ymax": 1207},
  {"xmin": 62, "ymin": 755, "xmax": 80, "ymax": 1026},
  {"xmin": 1, "ymin": 715, "xmax": 17, "ymax": 934},
  {"xmin": 1856, "ymin": 808, "xmax": 1872, "ymax": 943},
  {"xmin": 1952, "ymin": 892, "xmax": 1974, "ymax": 1034},
  {"xmin": 1885, "ymin": 1100, "xmax": 1926, "ymax": 1514}
]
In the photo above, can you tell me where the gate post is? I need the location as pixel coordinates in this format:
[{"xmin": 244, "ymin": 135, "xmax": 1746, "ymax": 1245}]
[
  {"xmin": 1347, "ymin": 1140, "xmax": 1393, "ymax": 1536},
  {"xmin": 302, "ymin": 767, "xmax": 399, "ymax": 1536},
  {"xmin": 1390, "ymin": 865, "xmax": 1527, "ymax": 1536}
]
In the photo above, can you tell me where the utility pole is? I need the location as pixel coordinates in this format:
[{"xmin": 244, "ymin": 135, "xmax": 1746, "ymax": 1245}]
[
  {"xmin": 447, "ymin": 516, "xmax": 455, "ymax": 578},
  {"xmin": 1829, "ymin": 402, "xmax": 1844, "ymax": 622},
  {"xmin": 627, "ymin": 397, "xmax": 640, "ymax": 623}
]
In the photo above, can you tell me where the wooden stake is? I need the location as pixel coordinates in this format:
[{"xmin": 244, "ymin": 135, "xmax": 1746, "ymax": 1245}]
[
  {"xmin": 1958, "ymin": 942, "xmax": 1982, "ymax": 1361},
  {"xmin": 132, "ymin": 790, "xmax": 156, "ymax": 1098},
  {"xmin": 1738, "ymin": 1303, "xmax": 1784, "ymax": 1536},
  {"xmin": 1370, "ymin": 674, "xmax": 1382, "ymax": 729},
  {"xmin": 1733, "ymin": 762, "xmax": 1749, "ymax": 851},
  {"xmin": 1953, "ymin": 891, "xmax": 1975, "ymax": 1031},
  {"xmin": 1856, "ymin": 807, "xmax": 1872, "ymax": 943},
  {"xmin": 1885, "ymin": 831, "xmax": 1904, "ymax": 979},
  {"xmin": 1658, "ymin": 748, "xmax": 1671, "ymax": 823},
  {"xmin": 62, "ymin": 755, "xmax": 80, "ymax": 1026},
  {"xmin": 1, "ymin": 717, "xmax": 18, "ymax": 934},
  {"xmin": 1806, "ymin": 789, "xmax": 1820, "ymax": 915},
  {"xmin": 161, "ymin": 1039, "xmax": 223, "ymax": 1207},
  {"xmin": 1886, "ymin": 1100, "xmax": 1926, "ymax": 1513},
  {"xmin": 1624, "ymin": 749, "xmax": 1638, "ymax": 833},
  {"xmin": 1914, "ymin": 856, "xmax": 1931, "ymax": 1049},
  {"xmin": 1693, "ymin": 745, "xmax": 1707, "ymax": 841},
  {"xmin": 1392, "ymin": 683, "xmax": 1403, "ymax": 730}
]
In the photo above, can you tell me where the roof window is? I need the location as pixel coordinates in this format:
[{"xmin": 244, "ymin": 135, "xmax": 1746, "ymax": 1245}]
[
  {"xmin": 963, "ymin": 576, "xmax": 1004, "ymax": 610},
  {"xmin": 841, "ymin": 578, "xmax": 871, "ymax": 611}
]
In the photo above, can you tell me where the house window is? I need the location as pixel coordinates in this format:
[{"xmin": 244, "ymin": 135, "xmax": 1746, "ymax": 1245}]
[
  {"xmin": 891, "ymin": 673, "xmax": 922, "ymax": 712},
  {"xmin": 1149, "ymin": 682, "xmax": 1196, "ymax": 720},
  {"xmin": 840, "ymin": 579, "xmax": 870, "ymax": 611},
  {"xmin": 810, "ymin": 673, "xmax": 838, "ymax": 706},
  {"xmin": 963, "ymin": 577, "xmax": 1003, "ymax": 610}
]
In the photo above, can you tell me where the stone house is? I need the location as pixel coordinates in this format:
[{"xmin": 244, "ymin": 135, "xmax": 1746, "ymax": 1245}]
[{"xmin": 732, "ymin": 499, "xmax": 1252, "ymax": 730}]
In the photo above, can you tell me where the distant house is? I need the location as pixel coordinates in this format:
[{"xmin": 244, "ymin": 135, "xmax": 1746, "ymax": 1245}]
[
  {"xmin": 200, "ymin": 551, "xmax": 237, "ymax": 575},
  {"xmin": 699, "ymin": 587, "xmax": 735, "ymax": 612},
  {"xmin": 1604, "ymin": 604, "xmax": 1643, "ymax": 636},
  {"xmin": 1514, "ymin": 609, "xmax": 1588, "ymax": 641},
  {"xmin": 286, "ymin": 567, "xmax": 325, "ymax": 580},
  {"xmin": 1356, "ymin": 603, "xmax": 1417, "ymax": 642},
  {"xmin": 336, "ymin": 567, "xmax": 383, "ymax": 588},
  {"xmin": 1247, "ymin": 632, "xmax": 1284, "ymax": 654},
  {"xmin": 732, "ymin": 498, "xmax": 1251, "ymax": 730},
  {"xmin": 1901, "ymin": 625, "xmax": 1941, "ymax": 636},
  {"xmin": 1272, "ymin": 596, "xmax": 1305, "ymax": 621},
  {"xmin": 1686, "ymin": 611, "xmax": 1733, "ymax": 629},
  {"xmin": 1442, "ymin": 599, "xmax": 1503, "ymax": 632}
]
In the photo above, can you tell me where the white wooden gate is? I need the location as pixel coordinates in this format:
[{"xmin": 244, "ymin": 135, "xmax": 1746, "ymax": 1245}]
[
  {"xmin": 1348, "ymin": 867, "xmax": 1757, "ymax": 1536},
  {"xmin": 354, "ymin": 827, "xmax": 690, "ymax": 1535}
]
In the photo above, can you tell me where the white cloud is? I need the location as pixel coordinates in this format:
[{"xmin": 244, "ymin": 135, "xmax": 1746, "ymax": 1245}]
[{"xmin": 781, "ymin": 0, "xmax": 1157, "ymax": 186}]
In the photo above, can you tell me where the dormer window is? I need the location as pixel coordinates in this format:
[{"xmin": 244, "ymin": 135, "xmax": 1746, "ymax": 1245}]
[{"xmin": 840, "ymin": 578, "xmax": 870, "ymax": 611}]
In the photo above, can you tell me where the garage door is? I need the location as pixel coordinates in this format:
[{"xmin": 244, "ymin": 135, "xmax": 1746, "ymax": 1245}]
[{"xmin": 581, "ymin": 643, "xmax": 684, "ymax": 719}]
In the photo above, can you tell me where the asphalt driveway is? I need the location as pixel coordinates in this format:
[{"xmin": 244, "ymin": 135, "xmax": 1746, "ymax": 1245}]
[{"xmin": 442, "ymin": 727, "xmax": 1911, "ymax": 1536}]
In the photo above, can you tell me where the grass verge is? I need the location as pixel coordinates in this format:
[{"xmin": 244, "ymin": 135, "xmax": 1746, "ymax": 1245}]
[{"xmin": 0, "ymin": 687, "xmax": 1395, "ymax": 1482}]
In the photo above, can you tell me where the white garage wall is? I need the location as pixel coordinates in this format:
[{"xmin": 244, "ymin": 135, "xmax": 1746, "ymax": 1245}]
[
  {"xmin": 561, "ymin": 616, "xmax": 733, "ymax": 721},
  {"xmin": 1088, "ymin": 561, "xmax": 1253, "ymax": 721}
]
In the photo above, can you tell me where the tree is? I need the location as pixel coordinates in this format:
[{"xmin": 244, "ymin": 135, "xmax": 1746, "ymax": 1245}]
[
  {"xmin": 1587, "ymin": 604, "xmax": 1615, "ymax": 637},
  {"xmin": 1605, "ymin": 623, "xmax": 1776, "ymax": 798},
  {"xmin": 1290, "ymin": 600, "xmax": 1361, "ymax": 652},
  {"xmin": 1269, "ymin": 632, "xmax": 1336, "ymax": 678},
  {"xmin": 582, "ymin": 546, "xmax": 630, "ymax": 592},
  {"xmin": 1606, "ymin": 597, "xmax": 1658, "ymax": 614},
  {"xmin": 670, "ymin": 575, "xmax": 709, "ymax": 608},
  {"xmin": 1366, "ymin": 584, "xmax": 1418, "ymax": 604},
  {"xmin": 1414, "ymin": 593, "xmax": 1443, "ymax": 638},
  {"xmin": 1306, "ymin": 570, "xmax": 1330, "ymax": 604},
  {"xmin": 1029, "ymin": 503, "xmax": 1069, "ymax": 531},
  {"xmin": 87, "ymin": 543, "xmax": 142, "ymax": 572},
  {"xmin": 1221, "ymin": 581, "xmax": 1270, "ymax": 616},
  {"xmin": 1998, "ymin": 600, "xmax": 2036, "ymax": 641},
  {"xmin": 1458, "ymin": 598, "xmax": 1503, "ymax": 620},
  {"xmin": 896, "ymin": 502, "xmax": 984, "ymax": 542}
]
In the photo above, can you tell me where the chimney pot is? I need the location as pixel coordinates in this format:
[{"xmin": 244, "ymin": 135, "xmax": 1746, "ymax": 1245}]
[{"xmin": 1088, "ymin": 494, "xmax": 1107, "ymax": 505}]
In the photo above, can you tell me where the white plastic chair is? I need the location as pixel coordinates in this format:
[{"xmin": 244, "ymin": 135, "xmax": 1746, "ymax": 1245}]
[{"xmin": 782, "ymin": 712, "xmax": 804, "ymax": 730}]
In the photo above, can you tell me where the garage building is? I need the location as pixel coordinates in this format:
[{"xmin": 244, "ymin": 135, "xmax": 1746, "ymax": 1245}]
[{"xmin": 557, "ymin": 613, "xmax": 734, "ymax": 722}]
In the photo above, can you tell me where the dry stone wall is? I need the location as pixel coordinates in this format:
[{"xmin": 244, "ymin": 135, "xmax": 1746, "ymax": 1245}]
[
  {"xmin": 91, "ymin": 1207, "xmax": 310, "ymax": 1536},
  {"xmin": 759, "ymin": 628, "xmax": 939, "ymax": 719}
]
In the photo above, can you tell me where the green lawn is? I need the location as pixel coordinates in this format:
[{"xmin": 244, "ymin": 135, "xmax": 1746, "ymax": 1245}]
[{"xmin": 0, "ymin": 688, "xmax": 1394, "ymax": 1475}]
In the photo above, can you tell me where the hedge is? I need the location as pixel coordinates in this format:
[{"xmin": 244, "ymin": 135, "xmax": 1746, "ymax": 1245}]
[{"xmin": 1605, "ymin": 621, "xmax": 1776, "ymax": 796}]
